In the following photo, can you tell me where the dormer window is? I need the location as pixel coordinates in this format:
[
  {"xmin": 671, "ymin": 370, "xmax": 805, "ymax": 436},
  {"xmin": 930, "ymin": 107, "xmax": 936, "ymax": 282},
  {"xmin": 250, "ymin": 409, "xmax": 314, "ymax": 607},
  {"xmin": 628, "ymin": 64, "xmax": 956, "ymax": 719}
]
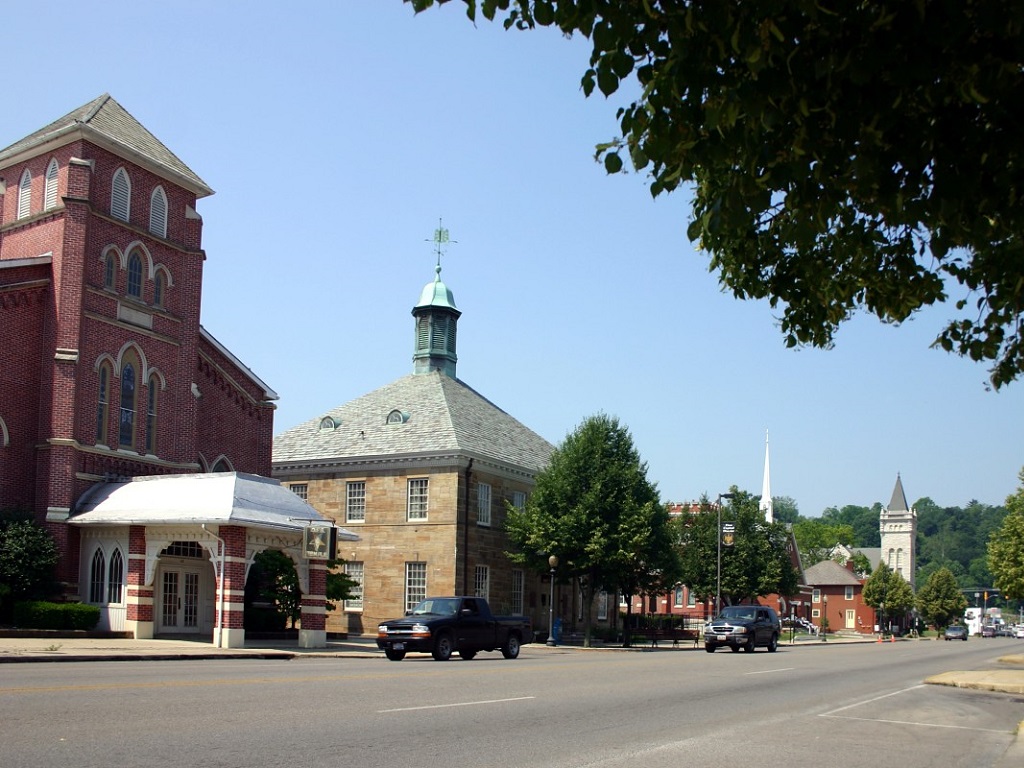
[
  {"xmin": 319, "ymin": 416, "xmax": 339, "ymax": 431},
  {"xmin": 386, "ymin": 409, "xmax": 407, "ymax": 425}
]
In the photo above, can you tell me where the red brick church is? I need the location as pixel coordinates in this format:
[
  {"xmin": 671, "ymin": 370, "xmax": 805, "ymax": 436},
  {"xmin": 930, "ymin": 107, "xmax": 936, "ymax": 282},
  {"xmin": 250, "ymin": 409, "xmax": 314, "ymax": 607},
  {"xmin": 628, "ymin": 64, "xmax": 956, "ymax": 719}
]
[{"xmin": 0, "ymin": 95, "xmax": 345, "ymax": 647}]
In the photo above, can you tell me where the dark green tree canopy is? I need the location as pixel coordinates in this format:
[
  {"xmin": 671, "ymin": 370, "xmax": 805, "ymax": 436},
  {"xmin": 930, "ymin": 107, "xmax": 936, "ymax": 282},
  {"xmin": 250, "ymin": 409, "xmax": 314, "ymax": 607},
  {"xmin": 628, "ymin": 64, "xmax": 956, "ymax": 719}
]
[
  {"xmin": 987, "ymin": 468, "xmax": 1024, "ymax": 601},
  {"xmin": 410, "ymin": 0, "xmax": 1024, "ymax": 387},
  {"xmin": 915, "ymin": 566, "xmax": 968, "ymax": 630},
  {"xmin": 505, "ymin": 413, "xmax": 668, "ymax": 645},
  {"xmin": 675, "ymin": 490, "xmax": 798, "ymax": 606}
]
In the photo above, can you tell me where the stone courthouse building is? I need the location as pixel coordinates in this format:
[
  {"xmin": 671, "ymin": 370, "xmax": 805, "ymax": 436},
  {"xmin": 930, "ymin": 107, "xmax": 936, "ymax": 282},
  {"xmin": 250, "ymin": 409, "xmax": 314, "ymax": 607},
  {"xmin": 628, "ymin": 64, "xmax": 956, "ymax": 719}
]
[
  {"xmin": 273, "ymin": 262, "xmax": 555, "ymax": 636},
  {"xmin": 0, "ymin": 95, "xmax": 345, "ymax": 647}
]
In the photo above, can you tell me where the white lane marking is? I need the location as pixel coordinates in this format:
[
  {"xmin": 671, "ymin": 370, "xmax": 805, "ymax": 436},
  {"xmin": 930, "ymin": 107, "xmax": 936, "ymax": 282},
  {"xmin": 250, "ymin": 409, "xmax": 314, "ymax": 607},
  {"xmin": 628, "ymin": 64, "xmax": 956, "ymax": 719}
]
[
  {"xmin": 746, "ymin": 667, "xmax": 794, "ymax": 675},
  {"xmin": 379, "ymin": 696, "xmax": 535, "ymax": 713}
]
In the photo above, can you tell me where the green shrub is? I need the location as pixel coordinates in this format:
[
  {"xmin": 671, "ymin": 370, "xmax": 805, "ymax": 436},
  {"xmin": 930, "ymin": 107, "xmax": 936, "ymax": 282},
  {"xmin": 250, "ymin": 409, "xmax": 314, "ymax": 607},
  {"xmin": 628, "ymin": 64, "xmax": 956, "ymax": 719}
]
[{"xmin": 13, "ymin": 601, "xmax": 100, "ymax": 630}]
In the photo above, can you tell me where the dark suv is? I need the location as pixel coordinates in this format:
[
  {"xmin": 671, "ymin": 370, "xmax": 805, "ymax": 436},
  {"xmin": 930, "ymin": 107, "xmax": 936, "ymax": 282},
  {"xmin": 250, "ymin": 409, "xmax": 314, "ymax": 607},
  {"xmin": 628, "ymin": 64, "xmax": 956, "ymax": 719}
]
[{"xmin": 704, "ymin": 605, "xmax": 781, "ymax": 653}]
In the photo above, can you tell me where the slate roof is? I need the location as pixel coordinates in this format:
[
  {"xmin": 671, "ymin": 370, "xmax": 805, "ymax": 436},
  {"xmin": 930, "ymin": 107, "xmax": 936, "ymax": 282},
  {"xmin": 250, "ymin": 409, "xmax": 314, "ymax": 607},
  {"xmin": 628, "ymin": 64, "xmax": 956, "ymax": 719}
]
[
  {"xmin": 70, "ymin": 472, "xmax": 358, "ymax": 538},
  {"xmin": 803, "ymin": 559, "xmax": 863, "ymax": 586},
  {"xmin": 0, "ymin": 94, "xmax": 212, "ymax": 197},
  {"xmin": 272, "ymin": 371, "xmax": 555, "ymax": 475}
]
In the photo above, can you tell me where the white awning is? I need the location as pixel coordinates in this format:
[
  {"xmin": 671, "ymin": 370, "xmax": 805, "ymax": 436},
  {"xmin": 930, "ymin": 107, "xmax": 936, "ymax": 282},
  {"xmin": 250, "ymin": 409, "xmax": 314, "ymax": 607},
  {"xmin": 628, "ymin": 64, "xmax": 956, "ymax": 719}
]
[{"xmin": 70, "ymin": 471, "xmax": 359, "ymax": 540}]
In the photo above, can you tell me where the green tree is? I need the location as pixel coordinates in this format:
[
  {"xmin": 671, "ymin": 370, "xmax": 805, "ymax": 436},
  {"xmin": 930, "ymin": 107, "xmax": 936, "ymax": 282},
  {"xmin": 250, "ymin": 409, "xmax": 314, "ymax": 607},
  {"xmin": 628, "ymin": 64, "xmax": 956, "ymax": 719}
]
[
  {"xmin": 614, "ymin": 500, "xmax": 682, "ymax": 646},
  {"xmin": 792, "ymin": 518, "xmax": 854, "ymax": 568},
  {"xmin": 410, "ymin": 0, "xmax": 1024, "ymax": 387},
  {"xmin": 916, "ymin": 566, "xmax": 968, "ymax": 631},
  {"xmin": 862, "ymin": 562, "xmax": 914, "ymax": 633},
  {"xmin": 505, "ymin": 413, "xmax": 663, "ymax": 646},
  {"xmin": 988, "ymin": 469, "xmax": 1024, "ymax": 601},
  {"xmin": 250, "ymin": 549, "xmax": 302, "ymax": 628},
  {"xmin": 771, "ymin": 496, "xmax": 800, "ymax": 526},
  {"xmin": 675, "ymin": 490, "xmax": 798, "ymax": 608},
  {"xmin": 0, "ymin": 512, "xmax": 59, "ymax": 621}
]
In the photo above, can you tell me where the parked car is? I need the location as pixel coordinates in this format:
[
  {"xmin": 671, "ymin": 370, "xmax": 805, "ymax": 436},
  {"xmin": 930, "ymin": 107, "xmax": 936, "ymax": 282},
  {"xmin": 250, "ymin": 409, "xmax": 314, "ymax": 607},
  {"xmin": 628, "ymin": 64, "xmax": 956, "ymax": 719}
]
[
  {"xmin": 944, "ymin": 625, "xmax": 968, "ymax": 641},
  {"xmin": 1014, "ymin": 626, "xmax": 1024, "ymax": 639},
  {"xmin": 704, "ymin": 605, "xmax": 781, "ymax": 653}
]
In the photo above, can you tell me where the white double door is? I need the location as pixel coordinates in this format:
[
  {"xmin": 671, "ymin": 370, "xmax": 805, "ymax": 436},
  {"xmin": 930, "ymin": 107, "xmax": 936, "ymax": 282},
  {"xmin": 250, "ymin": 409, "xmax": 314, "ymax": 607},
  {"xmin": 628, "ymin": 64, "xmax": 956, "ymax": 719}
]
[{"xmin": 159, "ymin": 565, "xmax": 207, "ymax": 634}]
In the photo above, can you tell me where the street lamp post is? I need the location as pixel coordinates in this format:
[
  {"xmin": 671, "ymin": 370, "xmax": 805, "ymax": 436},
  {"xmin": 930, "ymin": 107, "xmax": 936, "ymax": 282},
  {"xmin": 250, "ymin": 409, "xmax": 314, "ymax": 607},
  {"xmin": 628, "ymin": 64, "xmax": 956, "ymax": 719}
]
[
  {"xmin": 546, "ymin": 555, "xmax": 558, "ymax": 647},
  {"xmin": 715, "ymin": 492, "xmax": 734, "ymax": 617}
]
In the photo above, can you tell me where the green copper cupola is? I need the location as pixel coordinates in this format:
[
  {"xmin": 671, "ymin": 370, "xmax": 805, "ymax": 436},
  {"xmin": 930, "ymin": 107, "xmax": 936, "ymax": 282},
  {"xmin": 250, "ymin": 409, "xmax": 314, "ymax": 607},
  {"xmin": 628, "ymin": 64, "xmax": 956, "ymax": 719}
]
[{"xmin": 412, "ymin": 262, "xmax": 461, "ymax": 377}]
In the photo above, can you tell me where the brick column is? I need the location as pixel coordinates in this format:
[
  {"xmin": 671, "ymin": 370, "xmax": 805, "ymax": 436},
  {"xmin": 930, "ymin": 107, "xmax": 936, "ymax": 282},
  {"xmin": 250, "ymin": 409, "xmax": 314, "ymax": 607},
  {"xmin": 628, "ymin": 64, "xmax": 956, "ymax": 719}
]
[
  {"xmin": 299, "ymin": 560, "xmax": 327, "ymax": 649},
  {"xmin": 214, "ymin": 525, "xmax": 247, "ymax": 648},
  {"xmin": 124, "ymin": 525, "xmax": 154, "ymax": 639}
]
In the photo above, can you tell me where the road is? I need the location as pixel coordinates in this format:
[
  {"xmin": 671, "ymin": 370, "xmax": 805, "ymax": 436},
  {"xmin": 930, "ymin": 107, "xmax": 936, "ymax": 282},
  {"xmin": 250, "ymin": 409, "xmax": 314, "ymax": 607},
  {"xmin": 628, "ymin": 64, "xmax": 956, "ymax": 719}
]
[{"xmin": 1, "ymin": 639, "xmax": 1021, "ymax": 767}]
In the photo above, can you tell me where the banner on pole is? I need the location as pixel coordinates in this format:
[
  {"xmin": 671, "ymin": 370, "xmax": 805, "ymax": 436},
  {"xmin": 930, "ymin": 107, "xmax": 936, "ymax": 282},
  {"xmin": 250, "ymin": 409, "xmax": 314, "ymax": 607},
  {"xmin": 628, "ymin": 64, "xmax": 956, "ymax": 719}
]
[{"xmin": 721, "ymin": 522, "xmax": 736, "ymax": 548}]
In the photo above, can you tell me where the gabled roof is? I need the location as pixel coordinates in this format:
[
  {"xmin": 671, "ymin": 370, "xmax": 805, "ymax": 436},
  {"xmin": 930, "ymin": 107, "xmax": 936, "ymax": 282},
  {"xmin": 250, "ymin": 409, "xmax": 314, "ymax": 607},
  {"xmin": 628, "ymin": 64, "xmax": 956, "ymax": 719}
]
[
  {"xmin": 0, "ymin": 94, "xmax": 213, "ymax": 197},
  {"xmin": 70, "ymin": 471, "xmax": 358, "ymax": 538},
  {"xmin": 803, "ymin": 558, "xmax": 863, "ymax": 587},
  {"xmin": 272, "ymin": 371, "xmax": 554, "ymax": 475}
]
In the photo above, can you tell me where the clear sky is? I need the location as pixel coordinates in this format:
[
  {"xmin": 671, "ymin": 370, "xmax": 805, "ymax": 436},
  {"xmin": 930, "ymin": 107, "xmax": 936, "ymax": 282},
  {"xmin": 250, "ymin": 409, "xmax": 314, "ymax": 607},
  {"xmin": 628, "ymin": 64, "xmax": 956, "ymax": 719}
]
[{"xmin": 5, "ymin": 2, "xmax": 1022, "ymax": 517}]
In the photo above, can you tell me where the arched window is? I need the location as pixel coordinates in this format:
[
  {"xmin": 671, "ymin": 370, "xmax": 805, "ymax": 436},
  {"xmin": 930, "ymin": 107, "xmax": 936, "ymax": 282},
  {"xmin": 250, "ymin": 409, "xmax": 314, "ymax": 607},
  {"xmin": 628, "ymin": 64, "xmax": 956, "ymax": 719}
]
[
  {"xmin": 111, "ymin": 167, "xmax": 131, "ymax": 221},
  {"xmin": 146, "ymin": 374, "xmax": 159, "ymax": 454},
  {"xmin": 107, "ymin": 549, "xmax": 124, "ymax": 603},
  {"xmin": 44, "ymin": 159, "xmax": 59, "ymax": 210},
  {"xmin": 119, "ymin": 361, "xmax": 137, "ymax": 449},
  {"xmin": 89, "ymin": 549, "xmax": 106, "ymax": 603},
  {"xmin": 103, "ymin": 252, "xmax": 117, "ymax": 290},
  {"xmin": 96, "ymin": 362, "xmax": 112, "ymax": 444},
  {"xmin": 153, "ymin": 271, "xmax": 165, "ymax": 308},
  {"xmin": 18, "ymin": 169, "xmax": 32, "ymax": 219},
  {"xmin": 149, "ymin": 186, "xmax": 167, "ymax": 238},
  {"xmin": 126, "ymin": 251, "xmax": 143, "ymax": 298}
]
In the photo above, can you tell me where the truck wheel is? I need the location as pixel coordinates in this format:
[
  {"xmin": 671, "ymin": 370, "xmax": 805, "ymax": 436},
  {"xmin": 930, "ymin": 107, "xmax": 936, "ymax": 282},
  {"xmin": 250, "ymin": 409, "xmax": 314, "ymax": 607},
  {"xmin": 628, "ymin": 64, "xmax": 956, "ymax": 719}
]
[
  {"xmin": 384, "ymin": 649, "xmax": 406, "ymax": 661},
  {"xmin": 743, "ymin": 637, "xmax": 755, "ymax": 652},
  {"xmin": 705, "ymin": 644, "xmax": 716, "ymax": 653},
  {"xmin": 767, "ymin": 634, "xmax": 778, "ymax": 653},
  {"xmin": 432, "ymin": 633, "xmax": 454, "ymax": 661},
  {"xmin": 459, "ymin": 650, "xmax": 478, "ymax": 660},
  {"xmin": 501, "ymin": 634, "xmax": 521, "ymax": 659}
]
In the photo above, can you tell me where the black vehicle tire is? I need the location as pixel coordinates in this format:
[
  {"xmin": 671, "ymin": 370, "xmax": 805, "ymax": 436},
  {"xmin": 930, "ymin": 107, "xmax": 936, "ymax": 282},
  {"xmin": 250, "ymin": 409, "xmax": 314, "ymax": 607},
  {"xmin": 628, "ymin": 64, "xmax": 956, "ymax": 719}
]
[
  {"xmin": 432, "ymin": 633, "xmax": 454, "ymax": 661},
  {"xmin": 459, "ymin": 650, "xmax": 478, "ymax": 660},
  {"xmin": 767, "ymin": 634, "xmax": 779, "ymax": 653},
  {"xmin": 501, "ymin": 634, "xmax": 521, "ymax": 659},
  {"xmin": 729, "ymin": 644, "xmax": 740, "ymax": 652},
  {"xmin": 743, "ymin": 637, "xmax": 755, "ymax": 652},
  {"xmin": 705, "ymin": 644, "xmax": 716, "ymax": 653},
  {"xmin": 384, "ymin": 649, "xmax": 406, "ymax": 661}
]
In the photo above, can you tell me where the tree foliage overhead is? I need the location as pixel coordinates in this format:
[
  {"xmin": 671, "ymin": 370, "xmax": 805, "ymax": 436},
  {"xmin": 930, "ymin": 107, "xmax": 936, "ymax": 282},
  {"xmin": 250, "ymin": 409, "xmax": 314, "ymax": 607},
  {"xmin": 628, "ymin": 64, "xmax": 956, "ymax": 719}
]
[
  {"xmin": 505, "ymin": 413, "xmax": 668, "ymax": 646},
  {"xmin": 409, "ymin": 0, "xmax": 1024, "ymax": 387}
]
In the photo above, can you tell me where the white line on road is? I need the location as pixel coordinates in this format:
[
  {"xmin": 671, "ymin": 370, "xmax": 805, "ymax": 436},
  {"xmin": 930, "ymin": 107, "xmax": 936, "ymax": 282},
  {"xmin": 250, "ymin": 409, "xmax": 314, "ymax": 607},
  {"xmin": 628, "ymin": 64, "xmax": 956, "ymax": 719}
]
[
  {"xmin": 379, "ymin": 696, "xmax": 536, "ymax": 713},
  {"xmin": 745, "ymin": 667, "xmax": 794, "ymax": 675}
]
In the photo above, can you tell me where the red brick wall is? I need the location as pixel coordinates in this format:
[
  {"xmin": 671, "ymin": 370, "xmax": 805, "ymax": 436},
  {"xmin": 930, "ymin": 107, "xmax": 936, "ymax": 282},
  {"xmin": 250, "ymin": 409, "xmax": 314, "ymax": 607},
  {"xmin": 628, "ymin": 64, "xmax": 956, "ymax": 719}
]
[{"xmin": 1, "ymin": 113, "xmax": 275, "ymax": 585}]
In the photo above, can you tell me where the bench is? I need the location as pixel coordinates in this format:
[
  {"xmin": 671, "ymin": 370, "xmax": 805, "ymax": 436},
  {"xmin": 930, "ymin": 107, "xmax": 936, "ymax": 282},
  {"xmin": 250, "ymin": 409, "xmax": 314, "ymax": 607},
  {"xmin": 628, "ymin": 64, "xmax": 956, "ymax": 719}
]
[{"xmin": 633, "ymin": 628, "xmax": 701, "ymax": 648}]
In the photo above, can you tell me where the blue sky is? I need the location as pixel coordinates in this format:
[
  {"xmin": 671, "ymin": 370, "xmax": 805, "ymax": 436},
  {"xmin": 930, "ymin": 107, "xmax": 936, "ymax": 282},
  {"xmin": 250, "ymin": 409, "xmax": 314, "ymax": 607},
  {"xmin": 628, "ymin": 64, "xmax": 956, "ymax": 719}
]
[{"xmin": 6, "ymin": 1, "xmax": 1022, "ymax": 517}]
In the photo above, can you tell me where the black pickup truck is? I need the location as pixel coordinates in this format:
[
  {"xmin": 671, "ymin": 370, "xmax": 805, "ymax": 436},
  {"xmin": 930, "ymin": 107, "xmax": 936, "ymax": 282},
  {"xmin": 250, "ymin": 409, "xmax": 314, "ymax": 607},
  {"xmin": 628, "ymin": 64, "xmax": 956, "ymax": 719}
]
[{"xmin": 376, "ymin": 596, "xmax": 532, "ymax": 661}]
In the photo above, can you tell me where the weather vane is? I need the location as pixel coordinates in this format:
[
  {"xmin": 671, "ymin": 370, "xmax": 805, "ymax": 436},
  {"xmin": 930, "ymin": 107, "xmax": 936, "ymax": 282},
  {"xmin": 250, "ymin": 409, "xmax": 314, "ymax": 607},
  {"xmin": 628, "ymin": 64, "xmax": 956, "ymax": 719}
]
[{"xmin": 427, "ymin": 218, "xmax": 457, "ymax": 271}]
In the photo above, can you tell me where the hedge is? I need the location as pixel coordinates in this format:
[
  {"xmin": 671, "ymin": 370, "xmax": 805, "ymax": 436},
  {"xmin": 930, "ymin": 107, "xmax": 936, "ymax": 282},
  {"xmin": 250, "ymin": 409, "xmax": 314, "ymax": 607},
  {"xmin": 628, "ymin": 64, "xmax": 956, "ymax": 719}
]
[{"xmin": 13, "ymin": 601, "xmax": 100, "ymax": 630}]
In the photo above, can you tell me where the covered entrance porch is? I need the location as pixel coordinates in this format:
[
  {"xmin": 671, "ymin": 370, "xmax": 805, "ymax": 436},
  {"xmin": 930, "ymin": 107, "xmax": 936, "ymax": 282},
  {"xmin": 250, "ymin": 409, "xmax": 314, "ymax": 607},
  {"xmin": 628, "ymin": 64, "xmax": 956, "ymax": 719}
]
[{"xmin": 70, "ymin": 472, "xmax": 358, "ymax": 648}]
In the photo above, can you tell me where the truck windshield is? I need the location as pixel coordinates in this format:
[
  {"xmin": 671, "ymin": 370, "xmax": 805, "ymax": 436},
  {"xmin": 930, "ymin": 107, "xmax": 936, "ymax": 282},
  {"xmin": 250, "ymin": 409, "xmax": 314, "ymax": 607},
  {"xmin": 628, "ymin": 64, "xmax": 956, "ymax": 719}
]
[
  {"xmin": 410, "ymin": 598, "xmax": 459, "ymax": 616},
  {"xmin": 719, "ymin": 606, "xmax": 756, "ymax": 621}
]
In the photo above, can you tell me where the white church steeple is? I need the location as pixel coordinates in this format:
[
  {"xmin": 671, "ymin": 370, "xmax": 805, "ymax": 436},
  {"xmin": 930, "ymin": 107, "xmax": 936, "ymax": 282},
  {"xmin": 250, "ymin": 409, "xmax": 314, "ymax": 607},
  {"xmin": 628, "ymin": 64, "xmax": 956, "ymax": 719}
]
[{"xmin": 759, "ymin": 430, "xmax": 773, "ymax": 523}]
